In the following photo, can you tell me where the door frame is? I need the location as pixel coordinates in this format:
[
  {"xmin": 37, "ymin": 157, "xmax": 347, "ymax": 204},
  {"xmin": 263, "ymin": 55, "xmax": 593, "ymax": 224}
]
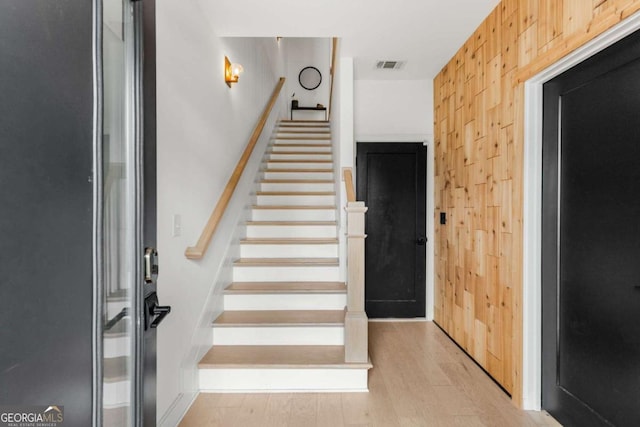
[
  {"xmin": 94, "ymin": 0, "xmax": 150, "ymax": 424},
  {"xmin": 353, "ymin": 137, "xmax": 434, "ymax": 320},
  {"xmin": 522, "ymin": 10, "xmax": 640, "ymax": 411}
]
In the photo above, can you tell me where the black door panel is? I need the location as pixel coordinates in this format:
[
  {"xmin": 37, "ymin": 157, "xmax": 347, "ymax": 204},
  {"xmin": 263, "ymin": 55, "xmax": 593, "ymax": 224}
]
[
  {"xmin": 357, "ymin": 143, "xmax": 427, "ymax": 318},
  {"xmin": 542, "ymin": 28, "xmax": 640, "ymax": 427}
]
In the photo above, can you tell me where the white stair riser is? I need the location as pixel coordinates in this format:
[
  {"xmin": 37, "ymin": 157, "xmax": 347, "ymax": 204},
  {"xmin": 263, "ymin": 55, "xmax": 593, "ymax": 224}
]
[
  {"xmin": 277, "ymin": 129, "xmax": 330, "ymax": 133},
  {"xmin": 199, "ymin": 368, "xmax": 368, "ymax": 392},
  {"xmin": 223, "ymin": 293, "xmax": 347, "ymax": 310},
  {"xmin": 265, "ymin": 162, "xmax": 333, "ymax": 170},
  {"xmin": 260, "ymin": 182, "xmax": 335, "ymax": 192},
  {"xmin": 246, "ymin": 225, "xmax": 336, "ymax": 238},
  {"xmin": 104, "ymin": 380, "xmax": 130, "ymax": 407},
  {"xmin": 263, "ymin": 171, "xmax": 333, "ymax": 180},
  {"xmin": 274, "ymin": 138, "xmax": 331, "ymax": 144},
  {"xmin": 276, "ymin": 133, "xmax": 331, "ymax": 138},
  {"xmin": 104, "ymin": 335, "xmax": 130, "ymax": 358},
  {"xmin": 278, "ymin": 125, "xmax": 330, "ymax": 129},
  {"xmin": 256, "ymin": 194, "xmax": 335, "ymax": 206},
  {"xmin": 271, "ymin": 145, "xmax": 332, "ymax": 153},
  {"xmin": 212, "ymin": 326, "xmax": 343, "ymax": 345},
  {"xmin": 240, "ymin": 243, "xmax": 338, "ymax": 258},
  {"xmin": 233, "ymin": 265, "xmax": 340, "ymax": 282},
  {"xmin": 251, "ymin": 209, "xmax": 336, "ymax": 221},
  {"xmin": 268, "ymin": 153, "xmax": 333, "ymax": 161}
]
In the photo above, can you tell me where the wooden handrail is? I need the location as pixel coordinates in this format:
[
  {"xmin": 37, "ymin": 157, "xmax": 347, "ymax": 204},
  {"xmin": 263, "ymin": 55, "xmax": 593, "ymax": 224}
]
[
  {"xmin": 328, "ymin": 37, "xmax": 338, "ymax": 121},
  {"xmin": 343, "ymin": 167, "xmax": 356, "ymax": 202},
  {"xmin": 185, "ymin": 77, "xmax": 286, "ymax": 260}
]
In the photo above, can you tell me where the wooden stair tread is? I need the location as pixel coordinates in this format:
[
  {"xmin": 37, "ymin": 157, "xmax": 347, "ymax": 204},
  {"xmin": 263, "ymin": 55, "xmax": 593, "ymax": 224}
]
[
  {"xmin": 260, "ymin": 179, "xmax": 334, "ymax": 183},
  {"xmin": 106, "ymin": 289, "xmax": 128, "ymax": 302},
  {"xmin": 276, "ymin": 136, "xmax": 331, "ymax": 140},
  {"xmin": 278, "ymin": 122, "xmax": 330, "ymax": 125},
  {"xmin": 198, "ymin": 345, "xmax": 371, "ymax": 369},
  {"xmin": 272, "ymin": 143, "xmax": 331, "ymax": 147},
  {"xmin": 280, "ymin": 120, "xmax": 329, "ymax": 123},
  {"xmin": 104, "ymin": 356, "xmax": 128, "ymax": 383},
  {"xmin": 267, "ymin": 151, "xmax": 333, "ymax": 156},
  {"xmin": 278, "ymin": 121, "xmax": 331, "ymax": 129},
  {"xmin": 246, "ymin": 220, "xmax": 336, "ymax": 225},
  {"xmin": 240, "ymin": 238, "xmax": 338, "ymax": 245},
  {"xmin": 277, "ymin": 130, "xmax": 331, "ymax": 134},
  {"xmin": 225, "ymin": 282, "xmax": 346, "ymax": 293},
  {"xmin": 267, "ymin": 159, "xmax": 333, "ymax": 163},
  {"xmin": 234, "ymin": 258, "xmax": 339, "ymax": 266},
  {"xmin": 263, "ymin": 168, "xmax": 333, "ymax": 173},
  {"xmin": 256, "ymin": 191, "xmax": 335, "ymax": 196},
  {"xmin": 251, "ymin": 205, "xmax": 336, "ymax": 210},
  {"xmin": 213, "ymin": 310, "xmax": 345, "ymax": 326}
]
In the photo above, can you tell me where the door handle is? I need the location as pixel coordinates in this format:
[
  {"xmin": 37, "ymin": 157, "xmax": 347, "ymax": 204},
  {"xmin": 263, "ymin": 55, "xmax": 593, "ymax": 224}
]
[
  {"xmin": 416, "ymin": 237, "xmax": 427, "ymax": 246},
  {"xmin": 144, "ymin": 292, "xmax": 171, "ymax": 330},
  {"xmin": 150, "ymin": 305, "xmax": 171, "ymax": 328}
]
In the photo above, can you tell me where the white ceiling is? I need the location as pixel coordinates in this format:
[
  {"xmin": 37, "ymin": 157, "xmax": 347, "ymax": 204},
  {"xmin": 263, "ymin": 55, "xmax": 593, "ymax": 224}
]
[{"xmin": 199, "ymin": 0, "xmax": 500, "ymax": 80}]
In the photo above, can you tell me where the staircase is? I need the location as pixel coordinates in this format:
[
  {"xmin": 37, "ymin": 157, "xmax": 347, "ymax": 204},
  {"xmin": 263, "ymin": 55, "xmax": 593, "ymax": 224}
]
[{"xmin": 197, "ymin": 120, "xmax": 371, "ymax": 392}]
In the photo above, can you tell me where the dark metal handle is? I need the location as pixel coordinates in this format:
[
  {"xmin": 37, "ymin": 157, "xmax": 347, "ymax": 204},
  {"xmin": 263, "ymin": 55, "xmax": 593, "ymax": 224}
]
[
  {"xmin": 105, "ymin": 307, "xmax": 128, "ymax": 330},
  {"xmin": 416, "ymin": 237, "xmax": 427, "ymax": 246},
  {"xmin": 150, "ymin": 305, "xmax": 171, "ymax": 328}
]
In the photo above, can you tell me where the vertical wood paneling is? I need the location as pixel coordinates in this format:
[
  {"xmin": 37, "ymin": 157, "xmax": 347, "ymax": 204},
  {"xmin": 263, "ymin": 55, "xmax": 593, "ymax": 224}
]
[{"xmin": 433, "ymin": 0, "xmax": 640, "ymax": 405}]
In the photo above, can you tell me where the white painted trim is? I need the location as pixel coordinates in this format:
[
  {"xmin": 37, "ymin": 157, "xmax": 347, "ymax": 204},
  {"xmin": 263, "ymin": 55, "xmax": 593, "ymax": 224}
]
[
  {"xmin": 425, "ymin": 139, "xmax": 435, "ymax": 321},
  {"xmin": 352, "ymin": 136, "xmax": 434, "ymax": 321},
  {"xmin": 522, "ymin": 10, "xmax": 640, "ymax": 411},
  {"xmin": 158, "ymin": 392, "xmax": 198, "ymax": 427}
]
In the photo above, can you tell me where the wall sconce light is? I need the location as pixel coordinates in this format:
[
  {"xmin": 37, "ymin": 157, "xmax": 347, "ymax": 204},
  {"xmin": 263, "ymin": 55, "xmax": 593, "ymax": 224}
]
[{"xmin": 225, "ymin": 56, "xmax": 244, "ymax": 87}]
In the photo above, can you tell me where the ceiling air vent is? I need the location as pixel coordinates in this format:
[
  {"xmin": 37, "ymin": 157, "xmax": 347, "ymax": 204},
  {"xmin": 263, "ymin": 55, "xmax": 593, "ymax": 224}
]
[{"xmin": 375, "ymin": 60, "xmax": 406, "ymax": 70}]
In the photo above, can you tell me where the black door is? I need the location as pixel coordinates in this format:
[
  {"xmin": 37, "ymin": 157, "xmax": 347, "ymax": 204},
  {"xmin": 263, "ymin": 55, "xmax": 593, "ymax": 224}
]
[
  {"xmin": 542, "ymin": 29, "xmax": 640, "ymax": 427},
  {"xmin": 0, "ymin": 1, "xmax": 163, "ymax": 425},
  {"xmin": 0, "ymin": 1, "xmax": 96, "ymax": 425},
  {"xmin": 356, "ymin": 143, "xmax": 427, "ymax": 318}
]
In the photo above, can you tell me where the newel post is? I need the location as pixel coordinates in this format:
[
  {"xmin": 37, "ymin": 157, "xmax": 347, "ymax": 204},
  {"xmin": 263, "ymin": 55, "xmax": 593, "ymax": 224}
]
[{"xmin": 344, "ymin": 201, "xmax": 368, "ymax": 363}]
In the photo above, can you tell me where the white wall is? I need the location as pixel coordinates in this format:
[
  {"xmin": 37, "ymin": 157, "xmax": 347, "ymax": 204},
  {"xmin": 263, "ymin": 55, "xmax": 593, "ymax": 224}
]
[
  {"xmin": 354, "ymin": 79, "xmax": 433, "ymax": 140},
  {"xmin": 156, "ymin": 1, "xmax": 287, "ymax": 423},
  {"xmin": 284, "ymin": 38, "xmax": 331, "ymax": 121}
]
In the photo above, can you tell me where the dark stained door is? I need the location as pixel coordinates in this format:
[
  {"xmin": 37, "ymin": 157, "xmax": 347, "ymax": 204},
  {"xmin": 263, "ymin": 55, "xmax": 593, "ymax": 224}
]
[
  {"xmin": 357, "ymin": 143, "xmax": 426, "ymax": 318},
  {"xmin": 542, "ymin": 29, "xmax": 640, "ymax": 427}
]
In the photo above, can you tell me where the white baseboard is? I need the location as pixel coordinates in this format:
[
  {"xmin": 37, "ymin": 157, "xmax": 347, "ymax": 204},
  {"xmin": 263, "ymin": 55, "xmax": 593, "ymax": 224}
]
[{"xmin": 158, "ymin": 391, "xmax": 198, "ymax": 427}]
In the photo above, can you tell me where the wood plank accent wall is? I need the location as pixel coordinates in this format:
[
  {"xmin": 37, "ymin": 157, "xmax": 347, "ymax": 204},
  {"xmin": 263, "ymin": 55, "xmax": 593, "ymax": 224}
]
[{"xmin": 433, "ymin": 0, "xmax": 640, "ymax": 406}]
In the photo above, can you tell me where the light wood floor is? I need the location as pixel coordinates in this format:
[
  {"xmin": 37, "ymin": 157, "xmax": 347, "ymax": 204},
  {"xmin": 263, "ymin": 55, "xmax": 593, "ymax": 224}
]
[{"xmin": 179, "ymin": 321, "xmax": 561, "ymax": 427}]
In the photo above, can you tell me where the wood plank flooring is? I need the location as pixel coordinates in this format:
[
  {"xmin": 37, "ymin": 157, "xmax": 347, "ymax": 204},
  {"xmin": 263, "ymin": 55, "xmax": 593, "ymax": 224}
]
[{"xmin": 179, "ymin": 322, "xmax": 561, "ymax": 427}]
